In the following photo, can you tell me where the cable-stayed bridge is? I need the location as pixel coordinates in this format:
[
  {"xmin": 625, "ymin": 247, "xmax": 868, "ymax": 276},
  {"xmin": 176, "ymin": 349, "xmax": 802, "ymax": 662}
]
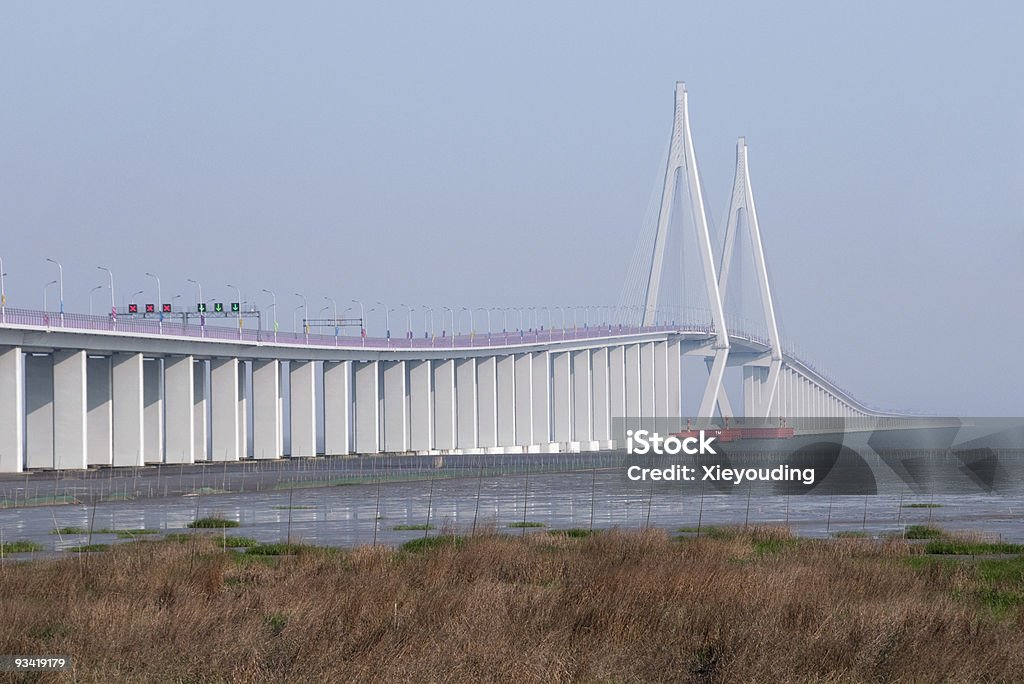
[{"xmin": 0, "ymin": 83, "xmax": 907, "ymax": 472}]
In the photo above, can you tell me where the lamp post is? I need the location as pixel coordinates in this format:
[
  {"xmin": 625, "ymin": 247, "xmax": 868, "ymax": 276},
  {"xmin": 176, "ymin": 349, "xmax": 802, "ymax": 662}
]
[
  {"xmin": 398, "ymin": 303, "xmax": 414, "ymax": 344},
  {"xmin": 145, "ymin": 272, "xmax": 163, "ymax": 332},
  {"xmin": 131, "ymin": 289, "xmax": 144, "ymax": 313},
  {"xmin": 88, "ymin": 285, "xmax": 103, "ymax": 316},
  {"xmin": 292, "ymin": 304, "xmax": 304, "ymax": 335},
  {"xmin": 376, "ymin": 301, "xmax": 390, "ymax": 343},
  {"xmin": 476, "ymin": 307, "xmax": 491, "ymax": 343},
  {"xmin": 421, "ymin": 306, "xmax": 435, "ymax": 345},
  {"xmin": 460, "ymin": 307, "xmax": 474, "ymax": 342},
  {"xmin": 45, "ymin": 258, "xmax": 64, "ymax": 324},
  {"xmin": 0, "ymin": 256, "xmax": 6, "ymax": 324},
  {"xmin": 43, "ymin": 280, "xmax": 57, "ymax": 313},
  {"xmin": 442, "ymin": 306, "xmax": 453, "ymax": 346},
  {"xmin": 262, "ymin": 289, "xmax": 278, "ymax": 342},
  {"xmin": 294, "ymin": 293, "xmax": 308, "ymax": 340},
  {"xmin": 350, "ymin": 299, "xmax": 365, "ymax": 345},
  {"xmin": 97, "ymin": 266, "xmax": 115, "ymax": 322},
  {"xmin": 324, "ymin": 296, "xmax": 338, "ymax": 343},
  {"xmin": 228, "ymin": 284, "xmax": 242, "ymax": 337}
]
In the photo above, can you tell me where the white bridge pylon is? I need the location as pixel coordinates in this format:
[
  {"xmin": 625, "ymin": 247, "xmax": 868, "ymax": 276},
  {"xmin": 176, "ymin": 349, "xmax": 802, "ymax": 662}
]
[{"xmin": 642, "ymin": 83, "xmax": 782, "ymax": 420}]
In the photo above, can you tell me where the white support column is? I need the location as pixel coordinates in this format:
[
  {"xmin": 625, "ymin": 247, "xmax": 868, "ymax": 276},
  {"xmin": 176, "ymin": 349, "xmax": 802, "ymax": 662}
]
[
  {"xmin": 640, "ymin": 342, "xmax": 656, "ymax": 422},
  {"xmin": 552, "ymin": 351, "xmax": 572, "ymax": 444},
  {"xmin": 624, "ymin": 344, "xmax": 641, "ymax": 428},
  {"xmin": 608, "ymin": 345, "xmax": 626, "ymax": 441},
  {"xmin": 571, "ymin": 349, "xmax": 592, "ymax": 448},
  {"xmin": 354, "ymin": 360, "xmax": 380, "ymax": 454},
  {"xmin": 653, "ymin": 341, "xmax": 669, "ymax": 418},
  {"xmin": 164, "ymin": 356, "xmax": 195, "ymax": 464},
  {"xmin": 432, "ymin": 359, "xmax": 456, "ymax": 450},
  {"xmin": 455, "ymin": 358, "xmax": 478, "ymax": 451},
  {"xmin": 143, "ymin": 358, "xmax": 163, "ymax": 464},
  {"xmin": 531, "ymin": 351, "xmax": 551, "ymax": 446},
  {"xmin": 290, "ymin": 360, "xmax": 316, "ymax": 457},
  {"xmin": 382, "ymin": 360, "xmax": 408, "ymax": 452},
  {"xmin": 86, "ymin": 355, "xmax": 112, "ymax": 466},
  {"xmin": 112, "ymin": 352, "xmax": 144, "ymax": 467},
  {"xmin": 210, "ymin": 358, "xmax": 240, "ymax": 461},
  {"xmin": 252, "ymin": 359, "xmax": 282, "ymax": 460},
  {"xmin": 742, "ymin": 366, "xmax": 758, "ymax": 419},
  {"xmin": 496, "ymin": 355, "xmax": 516, "ymax": 449},
  {"xmin": 25, "ymin": 354, "xmax": 53, "ymax": 469},
  {"xmin": 53, "ymin": 350, "xmax": 87, "ymax": 470},
  {"xmin": 193, "ymin": 360, "xmax": 208, "ymax": 461},
  {"xmin": 0, "ymin": 347, "xmax": 24, "ymax": 473},
  {"xmin": 667, "ymin": 339, "xmax": 681, "ymax": 420},
  {"xmin": 237, "ymin": 361, "xmax": 249, "ymax": 458},
  {"xmin": 408, "ymin": 360, "xmax": 432, "ymax": 452},
  {"xmin": 513, "ymin": 353, "xmax": 533, "ymax": 448},
  {"xmin": 323, "ymin": 360, "xmax": 351, "ymax": 455},
  {"xmin": 476, "ymin": 356, "xmax": 498, "ymax": 449},
  {"xmin": 592, "ymin": 347, "xmax": 610, "ymax": 446}
]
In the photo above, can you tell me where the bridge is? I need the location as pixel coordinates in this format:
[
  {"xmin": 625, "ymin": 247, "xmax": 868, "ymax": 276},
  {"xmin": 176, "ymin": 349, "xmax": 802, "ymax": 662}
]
[{"xmin": 0, "ymin": 83, "xmax": 906, "ymax": 473}]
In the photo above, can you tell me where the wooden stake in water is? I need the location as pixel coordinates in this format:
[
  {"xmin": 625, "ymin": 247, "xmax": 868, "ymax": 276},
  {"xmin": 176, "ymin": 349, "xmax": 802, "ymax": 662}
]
[
  {"xmin": 424, "ymin": 468, "xmax": 435, "ymax": 540},
  {"xmin": 372, "ymin": 476, "xmax": 381, "ymax": 547},
  {"xmin": 589, "ymin": 465, "xmax": 597, "ymax": 532},
  {"xmin": 472, "ymin": 458, "xmax": 484, "ymax": 537}
]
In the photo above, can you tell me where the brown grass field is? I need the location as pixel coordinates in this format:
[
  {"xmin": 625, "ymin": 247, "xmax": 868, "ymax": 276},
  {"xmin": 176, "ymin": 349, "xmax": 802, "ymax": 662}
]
[{"xmin": 1, "ymin": 526, "xmax": 1023, "ymax": 683}]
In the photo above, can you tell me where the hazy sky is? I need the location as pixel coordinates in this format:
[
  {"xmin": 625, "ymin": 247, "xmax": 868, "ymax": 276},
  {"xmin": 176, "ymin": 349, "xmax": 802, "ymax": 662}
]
[{"xmin": 1, "ymin": 2, "xmax": 1021, "ymax": 414}]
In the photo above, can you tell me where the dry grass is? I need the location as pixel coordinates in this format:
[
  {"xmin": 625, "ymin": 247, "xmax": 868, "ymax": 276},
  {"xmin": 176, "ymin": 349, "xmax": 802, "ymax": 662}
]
[{"xmin": 1, "ymin": 527, "xmax": 1022, "ymax": 683}]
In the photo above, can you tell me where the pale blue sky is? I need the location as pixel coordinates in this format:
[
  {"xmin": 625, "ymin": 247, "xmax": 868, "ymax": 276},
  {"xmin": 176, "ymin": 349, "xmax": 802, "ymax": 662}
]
[{"xmin": 1, "ymin": 2, "xmax": 1021, "ymax": 414}]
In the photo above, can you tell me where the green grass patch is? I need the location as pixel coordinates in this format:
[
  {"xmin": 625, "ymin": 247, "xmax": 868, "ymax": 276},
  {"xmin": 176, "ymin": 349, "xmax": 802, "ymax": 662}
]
[
  {"xmin": 392, "ymin": 523, "xmax": 435, "ymax": 531},
  {"xmin": 163, "ymin": 533, "xmax": 194, "ymax": 543},
  {"xmin": 50, "ymin": 526, "xmax": 88, "ymax": 535},
  {"xmin": 0, "ymin": 540, "xmax": 43, "ymax": 553},
  {"xmin": 68, "ymin": 544, "xmax": 110, "ymax": 553},
  {"xmin": 97, "ymin": 528, "xmax": 160, "ymax": 538},
  {"xmin": 222, "ymin": 536, "xmax": 260, "ymax": 548},
  {"xmin": 265, "ymin": 612, "xmax": 288, "ymax": 636},
  {"xmin": 903, "ymin": 525, "xmax": 945, "ymax": 540},
  {"xmin": 508, "ymin": 521, "xmax": 546, "ymax": 528},
  {"xmin": 925, "ymin": 540, "xmax": 1024, "ymax": 555},
  {"xmin": 187, "ymin": 517, "xmax": 240, "ymax": 529},
  {"xmin": 833, "ymin": 530, "xmax": 871, "ymax": 539},
  {"xmin": 400, "ymin": 535, "xmax": 466, "ymax": 553},
  {"xmin": 245, "ymin": 543, "xmax": 316, "ymax": 556},
  {"xmin": 548, "ymin": 528, "xmax": 596, "ymax": 538},
  {"xmin": 753, "ymin": 539, "xmax": 798, "ymax": 555},
  {"xmin": 902, "ymin": 502, "xmax": 943, "ymax": 508}
]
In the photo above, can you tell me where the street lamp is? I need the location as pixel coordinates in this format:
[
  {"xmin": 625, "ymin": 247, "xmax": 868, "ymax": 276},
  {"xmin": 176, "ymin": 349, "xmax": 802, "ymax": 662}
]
[
  {"xmin": 97, "ymin": 266, "xmax": 115, "ymax": 319},
  {"xmin": 262, "ymin": 289, "xmax": 278, "ymax": 341},
  {"xmin": 294, "ymin": 293, "xmax": 308, "ymax": 338},
  {"xmin": 376, "ymin": 301, "xmax": 390, "ymax": 342},
  {"xmin": 292, "ymin": 304, "xmax": 304, "ymax": 334},
  {"xmin": 89, "ymin": 285, "xmax": 103, "ymax": 316},
  {"xmin": 145, "ymin": 272, "xmax": 162, "ymax": 331},
  {"xmin": 228, "ymin": 284, "xmax": 243, "ymax": 335},
  {"xmin": 324, "ymin": 296, "xmax": 338, "ymax": 342},
  {"xmin": 45, "ymin": 258, "xmax": 64, "ymax": 323},
  {"xmin": 43, "ymin": 280, "xmax": 57, "ymax": 313},
  {"xmin": 442, "ymin": 306, "xmax": 453, "ymax": 341},
  {"xmin": 350, "ymin": 299, "xmax": 365, "ymax": 344},
  {"xmin": 0, "ymin": 256, "xmax": 7, "ymax": 323},
  {"xmin": 398, "ymin": 303, "xmax": 413, "ymax": 341}
]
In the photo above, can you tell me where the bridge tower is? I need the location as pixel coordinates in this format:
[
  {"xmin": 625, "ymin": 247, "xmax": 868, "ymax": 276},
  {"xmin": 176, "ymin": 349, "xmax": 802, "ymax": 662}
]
[
  {"xmin": 719, "ymin": 137, "xmax": 783, "ymax": 418},
  {"xmin": 642, "ymin": 82, "xmax": 730, "ymax": 419}
]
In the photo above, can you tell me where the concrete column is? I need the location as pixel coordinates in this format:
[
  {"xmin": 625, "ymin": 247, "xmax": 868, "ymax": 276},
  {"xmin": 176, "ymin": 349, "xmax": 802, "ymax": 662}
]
[
  {"xmin": 640, "ymin": 342, "xmax": 655, "ymax": 421},
  {"xmin": 164, "ymin": 356, "xmax": 195, "ymax": 464},
  {"xmin": 591, "ymin": 347, "xmax": 610, "ymax": 443},
  {"xmin": 552, "ymin": 351, "xmax": 572, "ymax": 443},
  {"xmin": 53, "ymin": 350, "xmax": 88, "ymax": 470},
  {"xmin": 513, "ymin": 353, "xmax": 533, "ymax": 447},
  {"xmin": 353, "ymin": 361, "xmax": 380, "ymax": 454},
  {"xmin": 210, "ymin": 358, "xmax": 240, "ymax": 461},
  {"xmin": 237, "ymin": 361, "xmax": 249, "ymax": 458},
  {"xmin": 382, "ymin": 360, "xmax": 408, "ymax": 452},
  {"xmin": 531, "ymin": 351, "xmax": 550, "ymax": 444},
  {"xmin": 571, "ymin": 349, "xmax": 592, "ymax": 446},
  {"xmin": 290, "ymin": 360, "xmax": 316, "ymax": 457},
  {"xmin": 0, "ymin": 347, "xmax": 24, "ymax": 473},
  {"xmin": 777, "ymin": 367, "xmax": 787, "ymax": 420},
  {"xmin": 86, "ymin": 356, "xmax": 112, "ymax": 466},
  {"xmin": 408, "ymin": 360, "xmax": 432, "ymax": 451},
  {"xmin": 143, "ymin": 358, "xmax": 163, "ymax": 464},
  {"xmin": 653, "ymin": 341, "xmax": 669, "ymax": 418},
  {"xmin": 25, "ymin": 354, "xmax": 53, "ymax": 469},
  {"xmin": 477, "ymin": 356, "xmax": 497, "ymax": 449},
  {"xmin": 112, "ymin": 352, "xmax": 144, "ymax": 467},
  {"xmin": 667, "ymin": 339, "xmax": 681, "ymax": 420},
  {"xmin": 252, "ymin": 359, "xmax": 282, "ymax": 459},
  {"xmin": 432, "ymin": 359, "xmax": 456, "ymax": 450},
  {"xmin": 496, "ymin": 355, "xmax": 516, "ymax": 449},
  {"xmin": 455, "ymin": 358, "xmax": 477, "ymax": 450},
  {"xmin": 608, "ymin": 346, "xmax": 626, "ymax": 435},
  {"xmin": 193, "ymin": 360, "xmax": 208, "ymax": 460},
  {"xmin": 323, "ymin": 360, "xmax": 351, "ymax": 455},
  {"xmin": 742, "ymin": 366, "xmax": 757, "ymax": 418},
  {"xmin": 624, "ymin": 344, "xmax": 641, "ymax": 424}
]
